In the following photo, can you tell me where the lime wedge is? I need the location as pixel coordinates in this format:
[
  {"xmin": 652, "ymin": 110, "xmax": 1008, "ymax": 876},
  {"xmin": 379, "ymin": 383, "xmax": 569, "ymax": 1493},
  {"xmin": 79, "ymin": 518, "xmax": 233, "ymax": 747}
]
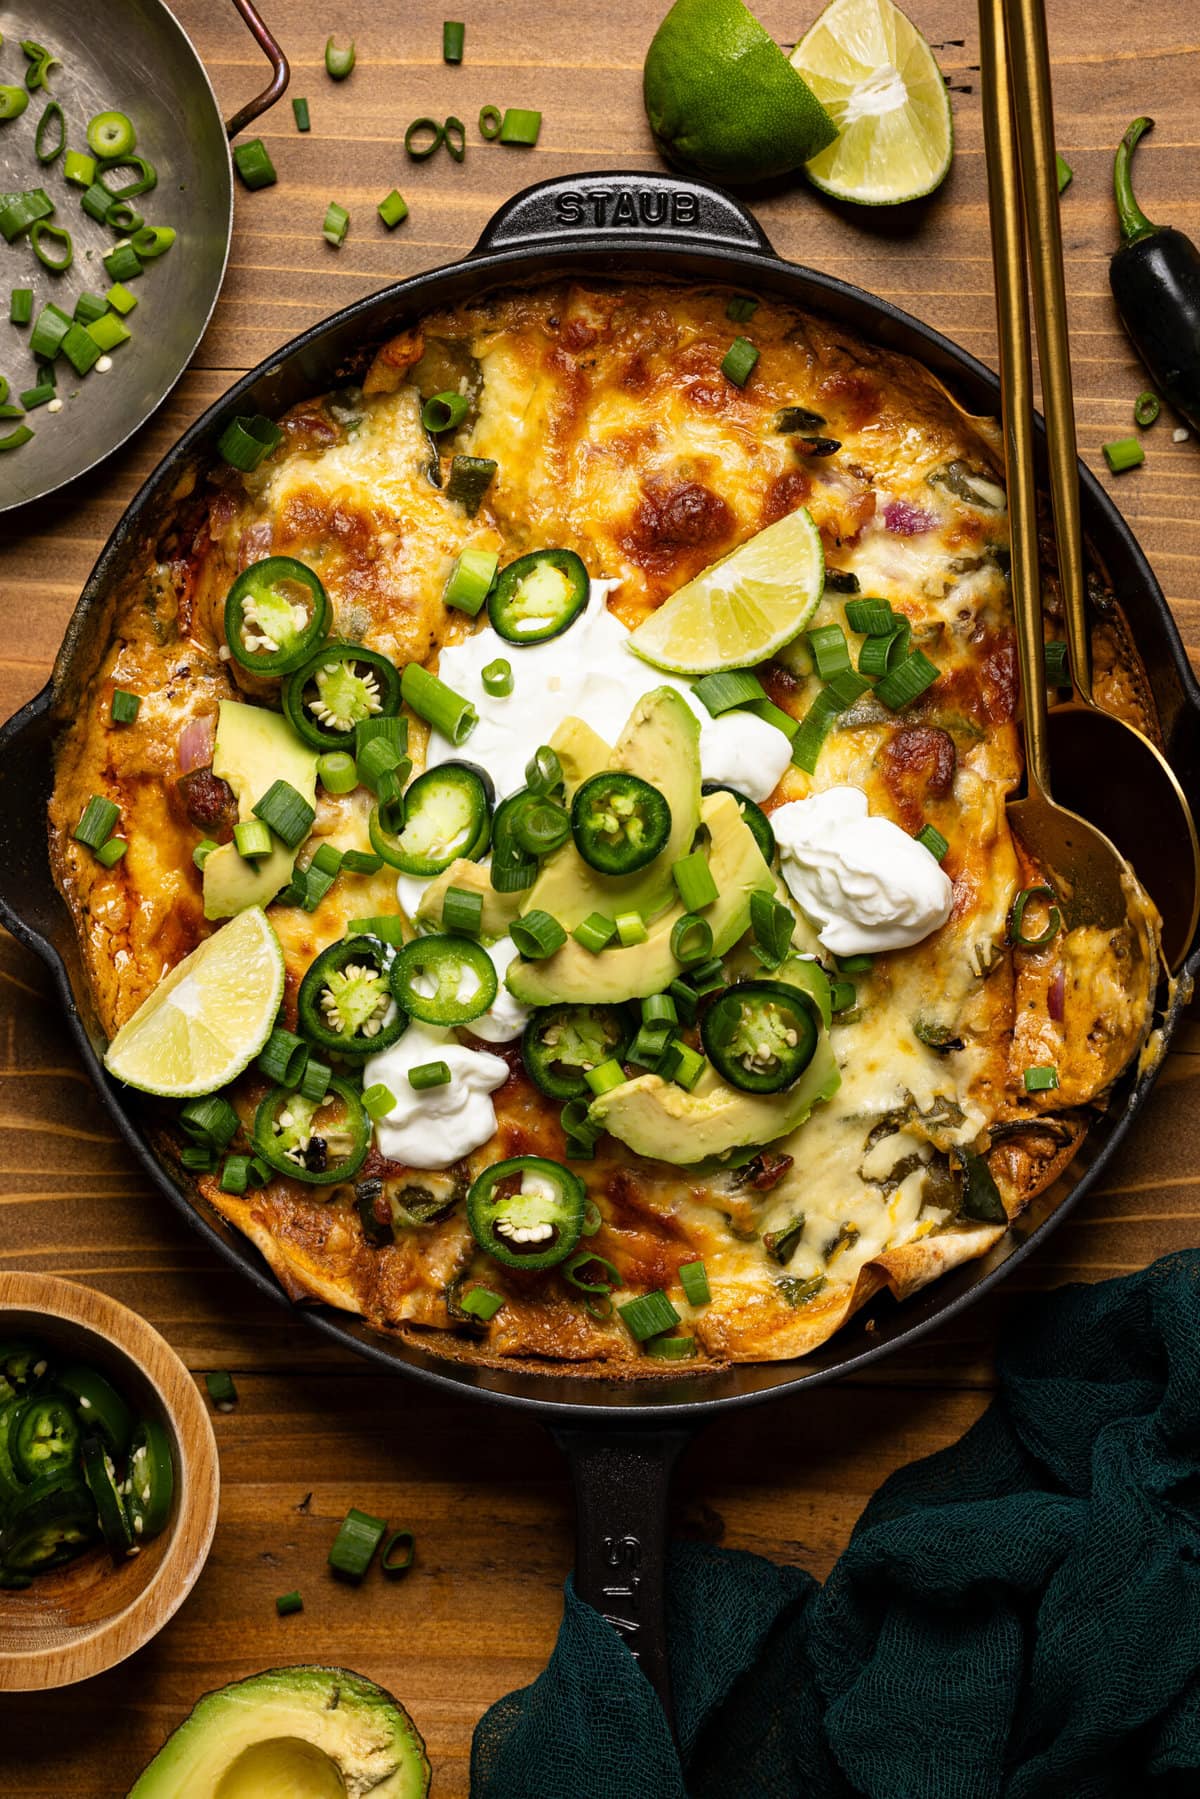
[
  {"xmin": 791, "ymin": 0, "xmax": 953, "ymax": 205},
  {"xmin": 628, "ymin": 509, "xmax": 824, "ymax": 675},
  {"xmin": 104, "ymin": 906, "xmax": 285, "ymax": 1098}
]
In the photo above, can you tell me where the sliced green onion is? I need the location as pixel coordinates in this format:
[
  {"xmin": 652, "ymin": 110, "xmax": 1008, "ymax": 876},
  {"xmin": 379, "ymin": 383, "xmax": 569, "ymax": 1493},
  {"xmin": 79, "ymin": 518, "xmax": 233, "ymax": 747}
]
[
  {"xmin": 460, "ymin": 1286, "xmax": 504, "ymax": 1323},
  {"xmin": 64, "ymin": 149, "xmax": 96, "ymax": 186},
  {"xmin": 86, "ymin": 110, "xmax": 135, "ymax": 157},
  {"xmin": 21, "ymin": 41, "xmax": 60, "ymax": 92},
  {"xmin": 915, "ymin": 823, "xmax": 949, "ymax": 861},
  {"xmin": 726, "ymin": 295, "xmax": 759, "ymax": 323},
  {"xmin": 1044, "ymin": 640, "xmax": 1070, "ymax": 687},
  {"xmin": 584, "ymin": 1058, "xmax": 626, "ymax": 1097},
  {"xmin": 317, "ymin": 751, "xmax": 358, "ymax": 795},
  {"xmin": 310, "ymin": 843, "xmax": 343, "ymax": 881},
  {"xmin": 442, "ymin": 550, "xmax": 497, "ymax": 623},
  {"xmin": 478, "ymin": 104, "xmax": 502, "ymax": 140},
  {"xmin": 405, "ymin": 117, "xmax": 444, "ymax": 160},
  {"xmin": 205, "ymin": 1370, "xmax": 238, "ymax": 1410},
  {"xmin": 381, "ymin": 1530, "xmax": 415, "ymax": 1574},
  {"xmin": 510, "ymin": 909, "xmax": 567, "ymax": 959},
  {"xmin": 401, "ymin": 662, "xmax": 477, "ymax": 744},
  {"xmin": 323, "ymin": 202, "xmax": 349, "ymax": 248},
  {"xmin": 325, "ymin": 36, "xmax": 356, "ymax": 79},
  {"xmin": 232, "ymin": 139, "xmax": 277, "ymax": 190},
  {"xmin": 838, "ymin": 952, "xmax": 873, "ymax": 973},
  {"xmin": 520, "ymin": 746, "xmax": 558, "ymax": 796},
  {"xmin": 19, "ymin": 382, "xmax": 55, "ymax": 409},
  {"xmin": 218, "ymin": 413, "xmax": 282, "ymax": 472},
  {"xmin": 86, "ymin": 312, "xmax": 131, "ymax": 353},
  {"xmin": 96, "ymin": 837, "xmax": 127, "ymax": 868},
  {"xmin": 873, "ymin": 648, "xmax": 939, "ymax": 711},
  {"xmin": 829, "ymin": 978, "xmax": 856, "ymax": 1013},
  {"xmin": 481, "ymin": 657, "xmax": 512, "ymax": 697},
  {"xmin": 258, "ymin": 1027, "xmax": 308, "ymax": 1087},
  {"xmin": 444, "ymin": 116, "xmax": 466, "ymax": 162},
  {"xmin": 292, "ymin": 96, "xmax": 311, "ymax": 132},
  {"xmin": 1103, "ymin": 436, "xmax": 1144, "ymax": 473},
  {"xmin": 1023, "ymin": 1065, "xmax": 1059, "ymax": 1092},
  {"xmin": 357, "ymin": 715, "xmax": 408, "ymax": 757},
  {"xmin": 10, "ymin": 288, "xmax": 32, "ymax": 326},
  {"xmin": 104, "ymin": 201, "xmax": 142, "ymax": 233},
  {"xmin": 0, "ymin": 86, "xmax": 29, "ymax": 122},
  {"xmin": 679, "ymin": 1259, "xmax": 710, "ymax": 1306},
  {"xmin": 446, "ymin": 454, "xmax": 497, "ymax": 515},
  {"xmin": 130, "ymin": 224, "xmax": 175, "ymax": 259},
  {"xmin": 300, "ymin": 1058, "xmax": 332, "ymax": 1103},
  {"xmin": 219, "ymin": 1155, "xmax": 250, "ymax": 1195},
  {"xmin": 74, "ymin": 795, "xmax": 119, "ymax": 850},
  {"xmin": 74, "ymin": 291, "xmax": 109, "ymax": 326},
  {"xmin": 357, "ymin": 735, "xmax": 404, "ymax": 792},
  {"xmin": 29, "ymin": 302, "xmax": 71, "ymax": 361},
  {"xmin": 110, "ymin": 688, "xmax": 141, "ymax": 724},
  {"xmin": 618, "ymin": 1290, "xmax": 680, "ymax": 1343},
  {"xmin": 721, "ymin": 336, "xmax": 758, "ymax": 387},
  {"xmin": 34, "ymin": 101, "xmax": 65, "ymax": 164},
  {"xmin": 193, "ymin": 839, "xmax": 218, "ymax": 871},
  {"xmin": 659, "ymin": 1039, "xmax": 706, "ymax": 1089},
  {"xmin": 443, "ymin": 19, "xmax": 465, "ymax": 61},
  {"xmin": 790, "ymin": 689, "xmax": 840, "ymax": 774},
  {"xmin": 856, "ymin": 635, "xmax": 895, "ymax": 677},
  {"xmin": 348, "ymin": 913, "xmax": 406, "ymax": 944},
  {"xmin": 102, "ymin": 243, "xmax": 142, "ymax": 283},
  {"xmin": 823, "ymin": 671, "xmax": 869, "ymax": 709},
  {"xmin": 746, "ymin": 696, "xmax": 799, "ymax": 738},
  {"xmin": 844, "ymin": 597, "xmax": 894, "ymax": 636},
  {"xmin": 443, "ymin": 885, "xmax": 483, "ymax": 936},
  {"xmin": 422, "ymin": 390, "xmax": 471, "ymax": 434},
  {"xmin": 808, "ymin": 623, "xmax": 851, "ymax": 681},
  {"xmin": 562, "ymin": 1104, "xmax": 604, "ymax": 1161},
  {"xmin": 683, "ymin": 955, "xmax": 725, "ymax": 994},
  {"xmin": 275, "ymin": 1589, "xmax": 304, "ymax": 1616},
  {"xmin": 1009, "ymin": 883, "xmax": 1062, "ymax": 949},
  {"xmin": 370, "ymin": 190, "xmax": 406, "ymax": 235},
  {"xmin": 670, "ymin": 912, "xmax": 713, "ymax": 966},
  {"xmin": 251, "ymin": 780, "xmax": 315, "ymax": 849},
  {"xmin": 667, "ymin": 978, "xmax": 699, "ymax": 1027},
  {"xmin": 363, "ymin": 1082, "xmax": 396, "ymax": 1119},
  {"xmin": 1055, "ymin": 151, "xmax": 1073, "ymax": 193},
  {"xmin": 1134, "ymin": 391, "xmax": 1160, "ymax": 429},
  {"xmin": 643, "ymin": 994, "xmax": 678, "ymax": 1027},
  {"xmin": 672, "ymin": 851, "xmax": 718, "ymax": 912},
  {"xmin": 0, "ymin": 188, "xmax": 53, "ymax": 242},
  {"xmin": 749, "ymin": 890, "xmax": 795, "ymax": 966},
  {"xmin": 97, "ymin": 153, "xmax": 158, "ymax": 199},
  {"xmin": 573, "ymin": 911, "xmax": 616, "ymax": 954},
  {"xmin": 628, "ymin": 1021, "xmax": 673, "ymax": 1068},
  {"xmin": 645, "ymin": 1334, "xmax": 698, "ymax": 1360},
  {"xmin": 408, "ymin": 1060, "xmax": 452, "ymax": 1091},
  {"xmin": 692, "ymin": 669, "xmax": 765, "ymax": 717},
  {"xmin": 301, "ymin": 861, "xmax": 337, "ymax": 910},
  {"xmin": 180, "ymin": 1144, "xmax": 216, "ymax": 1172},
  {"xmin": 499, "ymin": 107, "xmax": 541, "ymax": 146},
  {"xmin": 616, "ymin": 910, "xmax": 647, "ymax": 947},
  {"xmin": 341, "ymin": 849, "xmax": 385, "ymax": 875},
  {"xmin": 328, "ymin": 1506, "xmax": 386, "ymax": 1582},
  {"xmin": 81, "ymin": 181, "xmax": 115, "ymax": 223},
  {"xmin": 179, "ymin": 1094, "xmax": 239, "ymax": 1148}
]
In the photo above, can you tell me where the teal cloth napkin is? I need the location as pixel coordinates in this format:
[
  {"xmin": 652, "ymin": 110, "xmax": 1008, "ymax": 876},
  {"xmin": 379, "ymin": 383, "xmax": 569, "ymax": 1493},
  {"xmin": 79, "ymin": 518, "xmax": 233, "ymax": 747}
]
[{"xmin": 471, "ymin": 1251, "xmax": 1200, "ymax": 1798}]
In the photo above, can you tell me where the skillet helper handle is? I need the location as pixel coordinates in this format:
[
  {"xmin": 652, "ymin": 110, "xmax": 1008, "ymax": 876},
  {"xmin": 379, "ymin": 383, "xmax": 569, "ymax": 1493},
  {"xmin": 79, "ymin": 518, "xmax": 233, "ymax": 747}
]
[
  {"xmin": 472, "ymin": 172, "xmax": 775, "ymax": 258},
  {"xmin": 551, "ymin": 1426, "xmax": 692, "ymax": 1725},
  {"xmin": 225, "ymin": 0, "xmax": 290, "ymax": 140}
]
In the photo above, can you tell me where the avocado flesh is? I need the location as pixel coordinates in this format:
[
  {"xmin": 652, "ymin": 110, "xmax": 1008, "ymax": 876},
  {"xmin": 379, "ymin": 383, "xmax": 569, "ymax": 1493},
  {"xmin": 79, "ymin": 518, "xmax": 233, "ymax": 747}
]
[
  {"xmin": 416, "ymin": 856, "xmax": 521, "ymax": 939},
  {"xmin": 522, "ymin": 686, "xmax": 701, "ymax": 933},
  {"xmin": 588, "ymin": 1030, "xmax": 840, "ymax": 1164},
  {"xmin": 507, "ymin": 790, "xmax": 774, "ymax": 1006},
  {"xmin": 128, "ymin": 1665, "xmax": 430, "ymax": 1799},
  {"xmin": 203, "ymin": 701, "xmax": 318, "ymax": 921},
  {"xmin": 547, "ymin": 714, "xmax": 611, "ymax": 795}
]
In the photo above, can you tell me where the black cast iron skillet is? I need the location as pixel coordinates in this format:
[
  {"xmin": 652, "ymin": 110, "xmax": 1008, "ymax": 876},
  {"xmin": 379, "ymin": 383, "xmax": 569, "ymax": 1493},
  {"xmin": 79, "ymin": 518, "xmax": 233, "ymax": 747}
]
[{"xmin": 2, "ymin": 172, "xmax": 1198, "ymax": 1716}]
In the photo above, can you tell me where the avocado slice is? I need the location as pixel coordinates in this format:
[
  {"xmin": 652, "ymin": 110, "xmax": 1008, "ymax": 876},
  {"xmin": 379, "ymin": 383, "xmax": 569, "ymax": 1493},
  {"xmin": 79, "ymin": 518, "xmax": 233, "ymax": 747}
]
[
  {"xmin": 508, "ymin": 790, "xmax": 774, "ymax": 1006},
  {"xmin": 203, "ymin": 701, "xmax": 318, "ymax": 921},
  {"xmin": 128, "ymin": 1664, "xmax": 430, "ymax": 1798},
  {"xmin": 416, "ymin": 856, "xmax": 521, "ymax": 939},
  {"xmin": 548, "ymin": 714, "xmax": 612, "ymax": 795},
  {"xmin": 588, "ymin": 1031, "xmax": 840, "ymax": 1164},
  {"xmin": 522, "ymin": 686, "xmax": 700, "ymax": 933}
]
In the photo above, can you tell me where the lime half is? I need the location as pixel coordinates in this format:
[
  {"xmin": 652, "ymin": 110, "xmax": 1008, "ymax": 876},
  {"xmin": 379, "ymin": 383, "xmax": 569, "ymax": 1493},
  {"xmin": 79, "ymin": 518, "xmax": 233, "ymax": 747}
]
[
  {"xmin": 628, "ymin": 509, "xmax": 825, "ymax": 675},
  {"xmin": 104, "ymin": 906, "xmax": 285, "ymax": 1098},
  {"xmin": 791, "ymin": 0, "xmax": 953, "ymax": 205}
]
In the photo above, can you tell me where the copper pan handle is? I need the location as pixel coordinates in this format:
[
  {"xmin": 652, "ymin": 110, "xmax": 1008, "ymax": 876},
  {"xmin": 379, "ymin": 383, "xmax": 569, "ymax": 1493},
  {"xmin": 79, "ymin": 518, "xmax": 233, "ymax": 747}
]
[{"xmin": 225, "ymin": 0, "xmax": 290, "ymax": 139}]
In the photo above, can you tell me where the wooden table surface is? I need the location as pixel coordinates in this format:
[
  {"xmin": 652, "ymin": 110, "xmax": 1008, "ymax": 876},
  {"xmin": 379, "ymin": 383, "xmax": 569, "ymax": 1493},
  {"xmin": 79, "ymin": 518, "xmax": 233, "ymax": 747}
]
[{"xmin": 1, "ymin": 1, "xmax": 1198, "ymax": 1791}]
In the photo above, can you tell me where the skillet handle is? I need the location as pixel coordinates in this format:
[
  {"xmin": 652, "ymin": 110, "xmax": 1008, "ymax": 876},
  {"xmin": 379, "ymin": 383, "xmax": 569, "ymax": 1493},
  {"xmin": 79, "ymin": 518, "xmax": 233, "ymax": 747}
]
[
  {"xmin": 550, "ymin": 1424, "xmax": 692, "ymax": 1726},
  {"xmin": 472, "ymin": 172, "xmax": 775, "ymax": 258},
  {"xmin": 225, "ymin": 0, "xmax": 290, "ymax": 139}
]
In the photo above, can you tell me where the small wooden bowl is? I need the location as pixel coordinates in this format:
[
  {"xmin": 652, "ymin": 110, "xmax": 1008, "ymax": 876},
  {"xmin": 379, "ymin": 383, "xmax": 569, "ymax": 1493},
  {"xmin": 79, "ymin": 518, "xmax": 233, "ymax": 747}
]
[{"xmin": 0, "ymin": 1272, "xmax": 219, "ymax": 1691}]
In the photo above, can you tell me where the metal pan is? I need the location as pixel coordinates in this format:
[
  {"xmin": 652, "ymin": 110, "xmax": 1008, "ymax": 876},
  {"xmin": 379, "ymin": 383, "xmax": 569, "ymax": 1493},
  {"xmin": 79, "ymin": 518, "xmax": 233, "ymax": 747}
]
[
  {"xmin": 0, "ymin": 0, "xmax": 287, "ymax": 514},
  {"xmin": 2, "ymin": 172, "xmax": 1197, "ymax": 1712}
]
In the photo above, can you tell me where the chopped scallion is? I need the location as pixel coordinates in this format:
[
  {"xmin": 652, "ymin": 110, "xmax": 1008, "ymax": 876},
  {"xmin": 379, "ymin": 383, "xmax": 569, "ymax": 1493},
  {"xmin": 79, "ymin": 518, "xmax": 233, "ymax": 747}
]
[
  {"xmin": 10, "ymin": 288, "xmax": 32, "ymax": 326},
  {"xmin": 498, "ymin": 107, "xmax": 541, "ymax": 146},
  {"xmin": 111, "ymin": 689, "xmax": 141, "ymax": 724},
  {"xmin": 232, "ymin": 138, "xmax": 277, "ymax": 190},
  {"xmin": 363, "ymin": 1082, "xmax": 398, "ymax": 1118},
  {"xmin": 460, "ymin": 1286, "xmax": 504, "ymax": 1322},
  {"xmin": 322, "ymin": 202, "xmax": 349, "ymax": 248},
  {"xmin": 692, "ymin": 668, "xmax": 765, "ymax": 716},
  {"xmin": 1103, "ymin": 436, "xmax": 1144, "ymax": 473},
  {"xmin": 721, "ymin": 336, "xmax": 758, "ymax": 387},
  {"xmin": 378, "ymin": 188, "xmax": 408, "ymax": 229},
  {"xmin": 1023, "ymin": 1064, "xmax": 1060, "ymax": 1092},
  {"xmin": 584, "ymin": 1058, "xmax": 626, "ymax": 1097},
  {"xmin": 381, "ymin": 1529, "xmax": 416, "ymax": 1574},
  {"xmin": 105, "ymin": 281, "xmax": 138, "ymax": 316},
  {"xmin": 400, "ymin": 662, "xmax": 477, "ymax": 744},
  {"xmin": 672, "ymin": 851, "xmax": 718, "ymax": 912},
  {"xmin": 443, "ymin": 20, "xmax": 465, "ymax": 61},
  {"xmin": 679, "ymin": 1259, "xmax": 711, "ymax": 1306},
  {"xmin": 615, "ymin": 910, "xmax": 647, "ymax": 947},
  {"xmin": 292, "ymin": 96, "xmax": 310, "ymax": 132},
  {"xmin": 317, "ymin": 750, "xmax": 358, "ymax": 795},
  {"xmin": 325, "ymin": 36, "xmax": 356, "ymax": 79},
  {"xmin": 328, "ymin": 1506, "xmax": 386, "ymax": 1582},
  {"xmin": 74, "ymin": 795, "xmax": 119, "ymax": 850},
  {"xmin": 1134, "ymin": 391, "xmax": 1160, "ymax": 429},
  {"xmin": 275, "ymin": 1589, "xmax": 304, "ymax": 1615},
  {"xmin": 478, "ymin": 104, "xmax": 502, "ymax": 140},
  {"xmin": 442, "ymin": 884, "xmax": 483, "ymax": 936},
  {"xmin": 645, "ymin": 1334, "xmax": 698, "ymax": 1360},
  {"xmin": 63, "ymin": 149, "xmax": 96, "ymax": 187},
  {"xmin": 257, "ymin": 1027, "xmax": 308, "ymax": 1088},
  {"xmin": 481, "ymin": 657, "xmax": 512, "ymax": 697},
  {"xmin": 218, "ymin": 413, "xmax": 282, "ymax": 472},
  {"xmin": 573, "ymin": 911, "xmax": 616, "ymax": 954},
  {"xmin": 408, "ymin": 1060, "xmax": 452, "ymax": 1091},
  {"xmin": 873, "ymin": 648, "xmax": 939, "ymax": 711},
  {"xmin": 445, "ymin": 454, "xmax": 497, "ymax": 515},
  {"xmin": 726, "ymin": 294, "xmax": 759, "ymax": 323},
  {"xmin": 510, "ymin": 909, "xmax": 567, "ymax": 960},
  {"xmin": 205, "ymin": 1370, "xmax": 238, "ymax": 1410},
  {"xmin": 915, "ymin": 823, "xmax": 949, "ymax": 861},
  {"xmin": 670, "ymin": 912, "xmax": 713, "ymax": 966},
  {"xmin": 659, "ymin": 1039, "xmax": 706, "ymax": 1089},
  {"xmin": 95, "ymin": 837, "xmax": 127, "ymax": 868},
  {"xmin": 618, "ymin": 1289, "xmax": 681, "ymax": 1343}
]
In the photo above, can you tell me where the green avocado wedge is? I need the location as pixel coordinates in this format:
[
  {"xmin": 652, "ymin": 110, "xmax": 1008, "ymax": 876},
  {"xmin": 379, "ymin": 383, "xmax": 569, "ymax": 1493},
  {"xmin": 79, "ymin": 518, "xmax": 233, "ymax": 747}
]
[
  {"xmin": 127, "ymin": 1664, "xmax": 430, "ymax": 1798},
  {"xmin": 588, "ymin": 1030, "xmax": 840, "ymax": 1164},
  {"xmin": 203, "ymin": 701, "xmax": 318, "ymax": 920},
  {"xmin": 507, "ymin": 789, "xmax": 774, "ymax": 1006}
]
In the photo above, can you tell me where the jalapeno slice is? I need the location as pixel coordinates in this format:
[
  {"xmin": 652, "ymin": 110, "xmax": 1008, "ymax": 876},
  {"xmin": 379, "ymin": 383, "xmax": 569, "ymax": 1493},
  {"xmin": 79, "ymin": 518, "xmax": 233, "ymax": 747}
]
[
  {"xmin": 283, "ymin": 642, "xmax": 403, "ymax": 751},
  {"xmin": 467, "ymin": 1155, "xmax": 586, "ymax": 1270},
  {"xmin": 701, "ymin": 782, "xmax": 776, "ymax": 864},
  {"xmin": 701, "ymin": 979, "xmax": 820, "ymax": 1094},
  {"xmin": 522, "ymin": 1004, "xmax": 632, "ymax": 1101},
  {"xmin": 369, "ymin": 762, "xmax": 493, "ymax": 876},
  {"xmin": 0, "ymin": 1400, "xmax": 25, "ymax": 1505},
  {"xmin": 123, "ymin": 1416, "xmax": 174, "ymax": 1542},
  {"xmin": 0, "ymin": 1475, "xmax": 98, "ymax": 1572},
  {"xmin": 10, "ymin": 1391, "xmax": 82, "ymax": 1483},
  {"xmin": 81, "ymin": 1435, "xmax": 134, "ymax": 1560},
  {"xmin": 297, "ymin": 937, "xmax": 407, "ymax": 1059},
  {"xmin": 56, "ymin": 1363, "xmax": 134, "ymax": 1458},
  {"xmin": 0, "ymin": 1341, "xmax": 51, "ymax": 1405},
  {"xmin": 389, "ymin": 935, "xmax": 497, "ymax": 1026},
  {"xmin": 253, "ymin": 1076, "xmax": 371, "ymax": 1184},
  {"xmin": 224, "ymin": 557, "xmax": 331, "ymax": 677},
  {"xmin": 487, "ymin": 549, "xmax": 589, "ymax": 645},
  {"xmin": 571, "ymin": 771, "xmax": 672, "ymax": 876}
]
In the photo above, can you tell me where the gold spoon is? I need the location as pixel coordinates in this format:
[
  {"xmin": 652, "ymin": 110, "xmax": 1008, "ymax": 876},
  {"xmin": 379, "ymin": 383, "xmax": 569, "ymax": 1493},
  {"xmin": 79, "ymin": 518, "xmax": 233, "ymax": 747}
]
[
  {"xmin": 980, "ymin": 0, "xmax": 1158, "ymax": 995},
  {"xmin": 1002, "ymin": 0, "xmax": 1200, "ymax": 972}
]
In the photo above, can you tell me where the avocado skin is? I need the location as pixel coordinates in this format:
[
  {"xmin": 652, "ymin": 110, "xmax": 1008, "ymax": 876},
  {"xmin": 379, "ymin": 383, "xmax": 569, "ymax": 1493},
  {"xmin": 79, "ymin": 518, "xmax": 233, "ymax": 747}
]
[
  {"xmin": 127, "ymin": 1663, "xmax": 430, "ymax": 1797},
  {"xmin": 508, "ymin": 789, "xmax": 774, "ymax": 1006},
  {"xmin": 203, "ymin": 701, "xmax": 318, "ymax": 921}
]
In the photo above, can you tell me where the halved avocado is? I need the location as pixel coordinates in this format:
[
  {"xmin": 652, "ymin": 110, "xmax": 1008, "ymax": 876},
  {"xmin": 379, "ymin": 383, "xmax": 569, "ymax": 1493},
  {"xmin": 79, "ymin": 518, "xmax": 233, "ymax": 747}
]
[
  {"xmin": 127, "ymin": 1664, "xmax": 430, "ymax": 1798},
  {"xmin": 521, "ymin": 686, "xmax": 700, "ymax": 933},
  {"xmin": 588, "ymin": 1031, "xmax": 840, "ymax": 1165},
  {"xmin": 507, "ymin": 790, "xmax": 774, "ymax": 1006},
  {"xmin": 203, "ymin": 702, "xmax": 319, "ymax": 921}
]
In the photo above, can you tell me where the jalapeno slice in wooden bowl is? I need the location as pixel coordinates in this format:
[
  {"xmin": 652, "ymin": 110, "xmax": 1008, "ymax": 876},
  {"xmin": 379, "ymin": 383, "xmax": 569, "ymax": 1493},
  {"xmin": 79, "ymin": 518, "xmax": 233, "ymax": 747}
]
[
  {"xmin": 571, "ymin": 771, "xmax": 672, "ymax": 875},
  {"xmin": 224, "ymin": 557, "xmax": 330, "ymax": 677},
  {"xmin": 700, "ymin": 979, "xmax": 820, "ymax": 1094},
  {"xmin": 521, "ymin": 1004, "xmax": 632, "ymax": 1101},
  {"xmin": 10, "ymin": 1391, "xmax": 82, "ymax": 1482},
  {"xmin": 283, "ymin": 642, "xmax": 403, "ymax": 752},
  {"xmin": 0, "ymin": 1474, "xmax": 98, "ymax": 1572},
  {"xmin": 253, "ymin": 1076, "xmax": 371, "ymax": 1184},
  {"xmin": 122, "ymin": 1415, "xmax": 174, "ymax": 1542},
  {"xmin": 297, "ymin": 937, "xmax": 407, "ymax": 1060},
  {"xmin": 467, "ymin": 1155, "xmax": 586, "ymax": 1270}
]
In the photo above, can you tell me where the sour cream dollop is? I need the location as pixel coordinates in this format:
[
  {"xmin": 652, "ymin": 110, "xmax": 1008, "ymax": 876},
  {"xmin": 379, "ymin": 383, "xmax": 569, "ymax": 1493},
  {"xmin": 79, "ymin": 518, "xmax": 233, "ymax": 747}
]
[
  {"xmin": 428, "ymin": 581, "xmax": 793, "ymax": 803},
  {"xmin": 363, "ymin": 1020, "xmax": 508, "ymax": 1168},
  {"xmin": 467, "ymin": 936, "xmax": 531, "ymax": 1044},
  {"xmin": 773, "ymin": 786, "xmax": 954, "ymax": 956}
]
